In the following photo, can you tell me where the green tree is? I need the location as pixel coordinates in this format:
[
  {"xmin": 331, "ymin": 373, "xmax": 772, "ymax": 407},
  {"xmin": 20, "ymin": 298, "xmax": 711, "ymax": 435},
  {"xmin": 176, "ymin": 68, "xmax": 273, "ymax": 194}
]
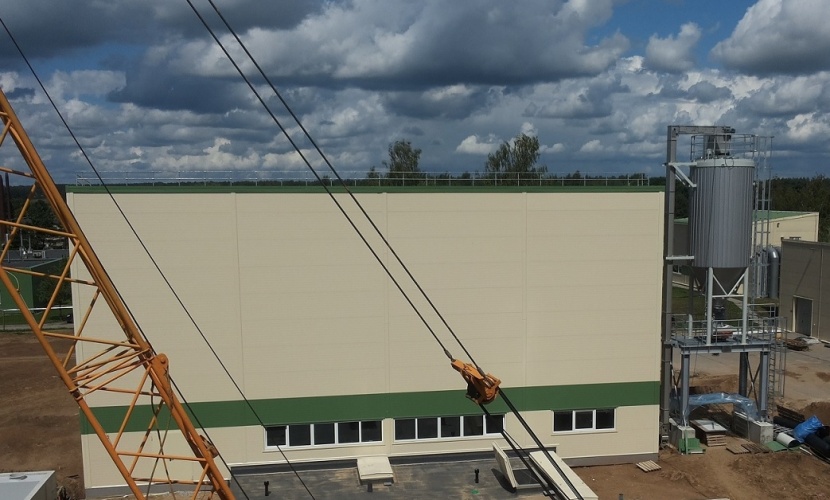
[
  {"xmin": 19, "ymin": 199, "xmax": 60, "ymax": 249},
  {"xmin": 485, "ymin": 133, "xmax": 547, "ymax": 175},
  {"xmin": 771, "ymin": 175, "xmax": 830, "ymax": 241},
  {"xmin": 383, "ymin": 140, "xmax": 421, "ymax": 176},
  {"xmin": 34, "ymin": 258, "xmax": 71, "ymax": 310}
]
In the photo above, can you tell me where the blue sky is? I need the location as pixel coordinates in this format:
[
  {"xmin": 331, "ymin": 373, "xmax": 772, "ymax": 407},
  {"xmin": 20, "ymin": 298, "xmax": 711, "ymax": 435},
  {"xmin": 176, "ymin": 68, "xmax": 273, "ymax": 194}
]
[{"xmin": 0, "ymin": 0, "xmax": 829, "ymax": 183}]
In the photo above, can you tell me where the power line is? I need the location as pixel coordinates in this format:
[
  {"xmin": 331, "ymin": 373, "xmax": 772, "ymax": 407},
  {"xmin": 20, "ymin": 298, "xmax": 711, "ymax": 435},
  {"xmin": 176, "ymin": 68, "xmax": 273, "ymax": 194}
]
[
  {"xmin": 189, "ymin": 2, "xmax": 583, "ymax": 498},
  {"xmin": 0, "ymin": 14, "xmax": 273, "ymax": 500}
]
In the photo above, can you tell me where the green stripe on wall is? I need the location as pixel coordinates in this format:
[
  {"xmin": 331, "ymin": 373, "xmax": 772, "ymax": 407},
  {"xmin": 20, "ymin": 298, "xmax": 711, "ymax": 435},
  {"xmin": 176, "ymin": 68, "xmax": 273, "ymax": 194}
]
[{"xmin": 81, "ymin": 381, "xmax": 658, "ymax": 434}]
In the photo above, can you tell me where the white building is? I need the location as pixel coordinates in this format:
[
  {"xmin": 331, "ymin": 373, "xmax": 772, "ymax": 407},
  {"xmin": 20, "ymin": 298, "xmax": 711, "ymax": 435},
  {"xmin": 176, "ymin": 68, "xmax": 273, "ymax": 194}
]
[{"xmin": 67, "ymin": 185, "xmax": 664, "ymax": 496}]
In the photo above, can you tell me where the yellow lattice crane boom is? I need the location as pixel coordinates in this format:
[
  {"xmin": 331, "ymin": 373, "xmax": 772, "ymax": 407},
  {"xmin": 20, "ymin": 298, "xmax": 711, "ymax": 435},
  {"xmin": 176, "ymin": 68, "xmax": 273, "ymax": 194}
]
[{"xmin": 0, "ymin": 90, "xmax": 234, "ymax": 498}]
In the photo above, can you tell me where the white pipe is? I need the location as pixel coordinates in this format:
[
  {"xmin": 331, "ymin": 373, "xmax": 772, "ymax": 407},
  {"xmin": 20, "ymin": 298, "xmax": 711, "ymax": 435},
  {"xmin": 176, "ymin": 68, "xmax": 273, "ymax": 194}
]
[{"xmin": 775, "ymin": 433, "xmax": 799, "ymax": 448}]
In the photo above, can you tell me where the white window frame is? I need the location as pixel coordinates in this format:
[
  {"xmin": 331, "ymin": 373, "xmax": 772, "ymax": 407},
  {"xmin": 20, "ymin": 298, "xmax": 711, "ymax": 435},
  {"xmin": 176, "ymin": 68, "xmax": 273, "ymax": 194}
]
[
  {"xmin": 393, "ymin": 414, "xmax": 505, "ymax": 442},
  {"xmin": 264, "ymin": 419, "xmax": 383, "ymax": 449},
  {"xmin": 552, "ymin": 408, "xmax": 616, "ymax": 434}
]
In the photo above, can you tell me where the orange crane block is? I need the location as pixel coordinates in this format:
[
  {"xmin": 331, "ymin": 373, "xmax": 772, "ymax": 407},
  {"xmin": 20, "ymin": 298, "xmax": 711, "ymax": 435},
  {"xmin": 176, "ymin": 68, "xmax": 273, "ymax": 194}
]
[{"xmin": 451, "ymin": 359, "xmax": 501, "ymax": 405}]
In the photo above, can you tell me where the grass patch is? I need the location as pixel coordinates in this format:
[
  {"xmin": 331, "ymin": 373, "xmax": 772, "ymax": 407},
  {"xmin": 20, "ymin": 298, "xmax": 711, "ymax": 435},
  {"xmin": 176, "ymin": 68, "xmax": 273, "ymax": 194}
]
[{"xmin": 672, "ymin": 286, "xmax": 744, "ymax": 320}]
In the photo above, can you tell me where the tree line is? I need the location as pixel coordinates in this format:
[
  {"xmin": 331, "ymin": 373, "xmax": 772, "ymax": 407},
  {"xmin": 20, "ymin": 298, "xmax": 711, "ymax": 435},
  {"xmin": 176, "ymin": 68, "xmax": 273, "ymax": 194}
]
[
  {"xmin": 654, "ymin": 175, "xmax": 830, "ymax": 242},
  {"xmin": 373, "ymin": 138, "xmax": 828, "ymax": 241},
  {"xmin": 368, "ymin": 133, "xmax": 547, "ymax": 181}
]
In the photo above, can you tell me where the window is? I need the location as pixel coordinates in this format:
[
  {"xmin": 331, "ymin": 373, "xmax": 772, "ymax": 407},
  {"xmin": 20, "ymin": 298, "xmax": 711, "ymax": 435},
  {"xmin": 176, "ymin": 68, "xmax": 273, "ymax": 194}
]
[
  {"xmin": 485, "ymin": 414, "xmax": 504, "ymax": 434},
  {"xmin": 314, "ymin": 423, "xmax": 335, "ymax": 445},
  {"xmin": 289, "ymin": 425, "xmax": 311, "ymax": 446},
  {"xmin": 266, "ymin": 425, "xmax": 287, "ymax": 447},
  {"xmin": 395, "ymin": 419, "xmax": 416, "ymax": 440},
  {"xmin": 361, "ymin": 420, "xmax": 382, "ymax": 442},
  {"xmin": 552, "ymin": 409, "xmax": 616, "ymax": 433},
  {"xmin": 418, "ymin": 417, "xmax": 438, "ymax": 439},
  {"xmin": 595, "ymin": 409, "xmax": 615, "ymax": 429},
  {"xmin": 265, "ymin": 419, "xmax": 382, "ymax": 448},
  {"xmin": 394, "ymin": 414, "xmax": 505, "ymax": 441},
  {"xmin": 464, "ymin": 415, "xmax": 484, "ymax": 436},
  {"xmin": 441, "ymin": 416, "xmax": 461, "ymax": 437},
  {"xmin": 338, "ymin": 421, "xmax": 360, "ymax": 443}
]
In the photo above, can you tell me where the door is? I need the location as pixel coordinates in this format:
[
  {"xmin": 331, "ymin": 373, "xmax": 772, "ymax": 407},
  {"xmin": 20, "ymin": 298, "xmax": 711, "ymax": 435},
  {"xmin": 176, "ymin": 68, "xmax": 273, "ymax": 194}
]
[{"xmin": 794, "ymin": 296, "xmax": 813, "ymax": 336}]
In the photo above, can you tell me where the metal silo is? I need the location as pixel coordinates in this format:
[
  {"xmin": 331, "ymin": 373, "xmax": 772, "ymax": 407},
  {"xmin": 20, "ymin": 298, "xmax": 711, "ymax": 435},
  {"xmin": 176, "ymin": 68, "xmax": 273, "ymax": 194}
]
[{"xmin": 689, "ymin": 157, "xmax": 755, "ymax": 292}]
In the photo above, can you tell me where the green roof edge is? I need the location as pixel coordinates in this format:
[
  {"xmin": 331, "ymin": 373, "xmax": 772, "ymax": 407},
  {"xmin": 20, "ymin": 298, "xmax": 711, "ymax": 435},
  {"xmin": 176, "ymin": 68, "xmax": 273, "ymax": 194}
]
[{"xmin": 67, "ymin": 184, "xmax": 664, "ymax": 194}]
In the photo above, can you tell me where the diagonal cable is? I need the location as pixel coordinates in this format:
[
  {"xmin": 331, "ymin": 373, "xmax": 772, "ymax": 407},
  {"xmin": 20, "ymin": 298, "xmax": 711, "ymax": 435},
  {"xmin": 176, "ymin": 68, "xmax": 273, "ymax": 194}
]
[
  {"xmin": 0, "ymin": 14, "xmax": 275, "ymax": 500},
  {"xmin": 193, "ymin": 5, "xmax": 582, "ymax": 497},
  {"xmin": 198, "ymin": 0, "xmax": 490, "ymax": 367},
  {"xmin": 185, "ymin": 0, "xmax": 458, "ymax": 361}
]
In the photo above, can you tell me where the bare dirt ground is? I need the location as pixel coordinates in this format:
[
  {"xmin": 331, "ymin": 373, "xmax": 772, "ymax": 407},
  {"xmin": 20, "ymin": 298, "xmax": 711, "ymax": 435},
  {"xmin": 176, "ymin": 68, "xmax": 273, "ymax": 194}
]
[
  {"xmin": 3, "ymin": 332, "xmax": 830, "ymax": 499},
  {"xmin": 0, "ymin": 332, "xmax": 83, "ymax": 499}
]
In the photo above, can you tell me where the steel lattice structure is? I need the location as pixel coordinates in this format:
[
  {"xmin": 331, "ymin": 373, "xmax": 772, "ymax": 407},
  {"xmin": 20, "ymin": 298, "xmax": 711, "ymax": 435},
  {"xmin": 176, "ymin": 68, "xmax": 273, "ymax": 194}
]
[{"xmin": 0, "ymin": 90, "xmax": 234, "ymax": 499}]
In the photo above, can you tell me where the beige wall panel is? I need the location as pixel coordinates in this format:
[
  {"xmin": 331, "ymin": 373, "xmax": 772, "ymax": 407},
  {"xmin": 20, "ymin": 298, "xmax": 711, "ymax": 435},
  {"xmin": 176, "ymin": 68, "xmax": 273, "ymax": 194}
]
[
  {"xmin": 388, "ymin": 193, "xmax": 525, "ymax": 212},
  {"xmin": 71, "ymin": 189, "xmax": 663, "ymax": 488},
  {"xmin": 780, "ymin": 240, "xmax": 830, "ymax": 340},
  {"xmin": 526, "ymin": 192, "xmax": 658, "ymax": 211},
  {"xmin": 536, "ymin": 406, "xmax": 658, "ymax": 459},
  {"xmin": 389, "ymin": 236, "xmax": 524, "ymax": 264},
  {"xmin": 527, "ymin": 283, "xmax": 656, "ymax": 314},
  {"xmin": 528, "ymin": 260, "xmax": 659, "ymax": 287},
  {"xmin": 527, "ymin": 306, "xmax": 652, "ymax": 334},
  {"xmin": 527, "ymin": 211, "xmax": 659, "ymax": 237},
  {"xmin": 387, "ymin": 211, "xmax": 523, "ymax": 239},
  {"xmin": 68, "ymin": 193, "xmax": 245, "ymax": 404},
  {"xmin": 770, "ymin": 213, "xmax": 819, "ymax": 244},
  {"xmin": 82, "ymin": 432, "xmax": 235, "ymax": 493}
]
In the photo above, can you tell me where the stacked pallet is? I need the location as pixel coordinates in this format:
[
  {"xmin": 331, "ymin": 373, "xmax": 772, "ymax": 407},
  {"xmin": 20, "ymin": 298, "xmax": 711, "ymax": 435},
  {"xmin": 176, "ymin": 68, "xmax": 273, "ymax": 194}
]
[{"xmin": 691, "ymin": 419, "xmax": 728, "ymax": 447}]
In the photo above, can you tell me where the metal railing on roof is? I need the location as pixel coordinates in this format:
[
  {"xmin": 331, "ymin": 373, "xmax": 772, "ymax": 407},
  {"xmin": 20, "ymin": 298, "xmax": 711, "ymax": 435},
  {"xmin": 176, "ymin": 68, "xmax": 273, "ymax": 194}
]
[{"xmin": 75, "ymin": 170, "xmax": 651, "ymax": 187}]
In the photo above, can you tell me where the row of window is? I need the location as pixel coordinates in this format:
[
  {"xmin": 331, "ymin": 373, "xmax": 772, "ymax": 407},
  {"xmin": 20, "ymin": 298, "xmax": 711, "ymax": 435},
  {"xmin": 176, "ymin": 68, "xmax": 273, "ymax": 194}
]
[
  {"xmin": 265, "ymin": 414, "xmax": 504, "ymax": 449},
  {"xmin": 553, "ymin": 408, "xmax": 615, "ymax": 432},
  {"xmin": 394, "ymin": 414, "xmax": 505, "ymax": 441},
  {"xmin": 266, "ymin": 420, "xmax": 382, "ymax": 448},
  {"xmin": 264, "ymin": 409, "xmax": 615, "ymax": 448}
]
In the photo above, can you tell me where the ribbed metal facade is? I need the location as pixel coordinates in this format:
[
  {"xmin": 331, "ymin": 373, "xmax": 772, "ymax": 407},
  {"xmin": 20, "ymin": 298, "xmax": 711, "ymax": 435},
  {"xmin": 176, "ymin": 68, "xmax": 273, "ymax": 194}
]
[{"xmin": 689, "ymin": 158, "xmax": 754, "ymax": 286}]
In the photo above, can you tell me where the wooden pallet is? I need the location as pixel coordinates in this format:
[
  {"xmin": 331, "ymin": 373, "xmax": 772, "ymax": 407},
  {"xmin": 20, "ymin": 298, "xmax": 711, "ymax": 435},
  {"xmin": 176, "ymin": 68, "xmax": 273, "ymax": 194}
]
[
  {"xmin": 777, "ymin": 405, "xmax": 806, "ymax": 424},
  {"xmin": 701, "ymin": 434, "xmax": 727, "ymax": 447},
  {"xmin": 742, "ymin": 443, "xmax": 771, "ymax": 454},
  {"xmin": 636, "ymin": 460, "xmax": 661, "ymax": 473},
  {"xmin": 727, "ymin": 444, "xmax": 749, "ymax": 454}
]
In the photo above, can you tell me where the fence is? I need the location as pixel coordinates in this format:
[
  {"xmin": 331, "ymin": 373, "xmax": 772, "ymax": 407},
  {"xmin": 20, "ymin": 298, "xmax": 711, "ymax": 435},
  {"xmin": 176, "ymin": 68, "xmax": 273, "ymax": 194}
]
[
  {"xmin": 0, "ymin": 305, "xmax": 73, "ymax": 331},
  {"xmin": 76, "ymin": 171, "xmax": 651, "ymax": 188}
]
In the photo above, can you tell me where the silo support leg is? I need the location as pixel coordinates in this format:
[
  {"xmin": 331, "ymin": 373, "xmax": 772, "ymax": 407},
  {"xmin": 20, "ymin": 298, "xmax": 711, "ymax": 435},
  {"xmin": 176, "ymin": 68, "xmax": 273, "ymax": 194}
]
[
  {"xmin": 739, "ymin": 352, "xmax": 749, "ymax": 396},
  {"xmin": 681, "ymin": 352, "xmax": 691, "ymax": 426}
]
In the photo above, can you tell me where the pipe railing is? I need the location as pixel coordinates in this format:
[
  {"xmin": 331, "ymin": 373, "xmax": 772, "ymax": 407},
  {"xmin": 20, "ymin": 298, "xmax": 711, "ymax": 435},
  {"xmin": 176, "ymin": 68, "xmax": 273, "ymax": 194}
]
[{"xmin": 75, "ymin": 170, "xmax": 652, "ymax": 188}]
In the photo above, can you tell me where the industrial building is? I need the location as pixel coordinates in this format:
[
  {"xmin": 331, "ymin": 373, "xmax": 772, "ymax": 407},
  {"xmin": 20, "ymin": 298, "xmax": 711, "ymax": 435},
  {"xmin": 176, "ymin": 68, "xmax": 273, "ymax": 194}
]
[
  {"xmin": 779, "ymin": 239, "xmax": 830, "ymax": 341},
  {"xmin": 673, "ymin": 210, "xmax": 819, "ymax": 256},
  {"xmin": 67, "ymin": 185, "xmax": 664, "ymax": 495}
]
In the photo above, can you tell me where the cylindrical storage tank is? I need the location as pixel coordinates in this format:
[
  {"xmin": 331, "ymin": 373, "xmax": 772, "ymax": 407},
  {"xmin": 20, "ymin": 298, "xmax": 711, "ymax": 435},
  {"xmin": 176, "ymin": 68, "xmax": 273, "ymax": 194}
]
[{"xmin": 689, "ymin": 158, "xmax": 754, "ymax": 290}]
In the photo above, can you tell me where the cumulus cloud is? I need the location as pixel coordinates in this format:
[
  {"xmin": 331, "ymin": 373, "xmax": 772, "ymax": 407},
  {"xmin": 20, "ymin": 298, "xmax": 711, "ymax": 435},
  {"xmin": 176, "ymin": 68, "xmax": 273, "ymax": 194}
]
[
  {"xmin": 739, "ymin": 73, "xmax": 830, "ymax": 116},
  {"xmin": 712, "ymin": 0, "xmax": 830, "ymax": 74},
  {"xmin": 785, "ymin": 113, "xmax": 830, "ymax": 142},
  {"xmin": 455, "ymin": 135, "xmax": 498, "ymax": 155},
  {"xmin": 685, "ymin": 82, "xmax": 732, "ymax": 103},
  {"xmin": 531, "ymin": 75, "xmax": 628, "ymax": 119},
  {"xmin": 160, "ymin": 0, "xmax": 629, "ymax": 89},
  {"xmin": 645, "ymin": 23, "xmax": 701, "ymax": 73},
  {"xmin": 381, "ymin": 85, "xmax": 488, "ymax": 119},
  {"xmin": 579, "ymin": 139, "xmax": 605, "ymax": 153},
  {"xmin": 3, "ymin": 0, "xmax": 830, "ymax": 181}
]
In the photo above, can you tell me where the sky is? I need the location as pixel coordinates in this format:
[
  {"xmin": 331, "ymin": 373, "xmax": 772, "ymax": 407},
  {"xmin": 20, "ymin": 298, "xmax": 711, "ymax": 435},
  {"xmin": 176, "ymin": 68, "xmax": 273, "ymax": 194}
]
[{"xmin": 0, "ymin": 0, "xmax": 829, "ymax": 183}]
